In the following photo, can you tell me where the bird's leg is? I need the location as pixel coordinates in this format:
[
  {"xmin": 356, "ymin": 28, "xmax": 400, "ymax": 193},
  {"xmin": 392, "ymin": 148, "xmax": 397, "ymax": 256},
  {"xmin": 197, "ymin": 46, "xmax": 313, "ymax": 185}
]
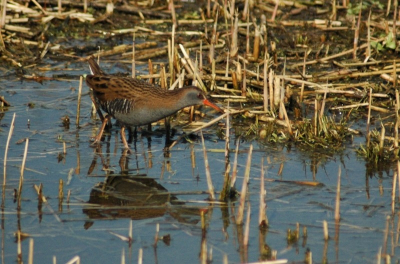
[
  {"xmin": 120, "ymin": 126, "xmax": 131, "ymax": 151},
  {"xmin": 164, "ymin": 117, "xmax": 172, "ymax": 147},
  {"xmin": 127, "ymin": 127, "xmax": 136, "ymax": 143},
  {"xmin": 92, "ymin": 115, "xmax": 110, "ymax": 144}
]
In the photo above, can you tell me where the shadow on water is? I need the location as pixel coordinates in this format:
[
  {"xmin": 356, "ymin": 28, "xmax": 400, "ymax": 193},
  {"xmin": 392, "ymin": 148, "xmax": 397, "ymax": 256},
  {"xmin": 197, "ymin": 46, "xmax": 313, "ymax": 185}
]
[{"xmin": 83, "ymin": 174, "xmax": 201, "ymax": 227}]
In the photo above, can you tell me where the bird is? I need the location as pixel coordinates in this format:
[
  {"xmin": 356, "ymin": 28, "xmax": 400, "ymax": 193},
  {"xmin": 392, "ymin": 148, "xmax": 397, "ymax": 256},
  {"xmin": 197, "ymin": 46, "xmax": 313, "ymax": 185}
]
[{"xmin": 85, "ymin": 57, "xmax": 223, "ymax": 149}]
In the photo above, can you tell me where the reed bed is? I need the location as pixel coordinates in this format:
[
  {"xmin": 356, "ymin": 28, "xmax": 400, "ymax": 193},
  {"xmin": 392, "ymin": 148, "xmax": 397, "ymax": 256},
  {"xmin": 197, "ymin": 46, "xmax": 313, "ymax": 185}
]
[
  {"xmin": 1, "ymin": 0, "xmax": 399, "ymax": 164},
  {"xmin": 1, "ymin": 0, "xmax": 400, "ymax": 263}
]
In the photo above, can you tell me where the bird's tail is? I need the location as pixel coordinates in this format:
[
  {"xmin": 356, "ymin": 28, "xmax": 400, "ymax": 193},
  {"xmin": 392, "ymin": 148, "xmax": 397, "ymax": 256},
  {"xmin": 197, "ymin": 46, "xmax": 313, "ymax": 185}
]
[{"xmin": 87, "ymin": 57, "xmax": 105, "ymax": 75}]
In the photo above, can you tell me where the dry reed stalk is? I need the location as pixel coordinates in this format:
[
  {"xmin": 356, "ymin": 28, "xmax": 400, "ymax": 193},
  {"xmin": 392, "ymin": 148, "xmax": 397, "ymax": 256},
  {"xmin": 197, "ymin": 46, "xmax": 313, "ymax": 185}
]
[
  {"xmin": 386, "ymin": 0, "xmax": 391, "ymax": 16},
  {"xmin": 394, "ymin": 62, "xmax": 398, "ymax": 91},
  {"xmin": 273, "ymin": 74, "xmax": 280, "ymax": 109},
  {"xmin": 230, "ymin": 139, "xmax": 240, "ymax": 188},
  {"xmin": 392, "ymin": 0, "xmax": 398, "ymax": 49},
  {"xmin": 223, "ymin": 254, "xmax": 228, "ymax": 264},
  {"xmin": 58, "ymin": 0, "xmax": 61, "ymax": 14},
  {"xmin": 2, "ymin": 112, "xmax": 16, "ymax": 203},
  {"xmin": 65, "ymin": 256, "xmax": 80, "ymax": 264},
  {"xmin": 200, "ymin": 209, "xmax": 206, "ymax": 229},
  {"xmin": 236, "ymin": 144, "xmax": 253, "ymax": 225},
  {"xmin": 179, "ymin": 44, "xmax": 206, "ymax": 91},
  {"xmin": 269, "ymin": 0, "xmax": 279, "ymax": 21},
  {"xmin": 392, "ymin": 171, "xmax": 397, "ymax": 215},
  {"xmin": 353, "ymin": 3, "xmax": 363, "ymax": 60},
  {"xmin": 382, "ymin": 215, "xmax": 390, "ymax": 259},
  {"xmin": 220, "ymin": 102, "xmax": 230, "ymax": 200},
  {"xmin": 231, "ymin": 71, "xmax": 238, "ymax": 90},
  {"xmin": 17, "ymin": 138, "xmax": 29, "ymax": 210},
  {"xmin": 170, "ymin": 25, "xmax": 176, "ymax": 86},
  {"xmin": 200, "ymin": 234, "xmax": 207, "ymax": 264},
  {"xmin": 306, "ymin": 249, "xmax": 312, "ymax": 264},
  {"xmin": 366, "ymin": 88, "xmax": 373, "ymax": 148},
  {"xmin": 148, "ymin": 59, "xmax": 154, "ymax": 84},
  {"xmin": 58, "ymin": 179, "xmax": 64, "ymax": 201},
  {"xmin": 189, "ymin": 145, "xmax": 196, "ymax": 178},
  {"xmin": 128, "ymin": 220, "xmax": 133, "ymax": 244},
  {"xmin": 259, "ymin": 158, "xmax": 268, "ymax": 227},
  {"xmin": 153, "ymin": 223, "xmax": 159, "ymax": 247},
  {"xmin": 331, "ymin": 0, "xmax": 336, "ymax": 20},
  {"xmin": 208, "ymin": 12, "xmax": 218, "ymax": 64},
  {"xmin": 252, "ymin": 24, "xmax": 260, "ymax": 60},
  {"xmin": 132, "ymin": 36, "xmax": 135, "ymax": 78},
  {"xmin": 210, "ymin": 59, "xmax": 216, "ymax": 90},
  {"xmin": 280, "ymin": 101, "xmax": 292, "ymax": 135},
  {"xmin": 28, "ymin": 238, "xmax": 34, "ymax": 264},
  {"xmin": 31, "ymin": 0, "xmax": 47, "ymax": 15},
  {"xmin": 242, "ymin": 0, "xmax": 249, "ymax": 21},
  {"xmin": 323, "ymin": 220, "xmax": 329, "ymax": 240},
  {"xmin": 263, "ymin": 57, "xmax": 268, "ymax": 111},
  {"xmin": 230, "ymin": 12, "xmax": 238, "ymax": 57},
  {"xmin": 397, "ymin": 162, "xmax": 400, "ymax": 204},
  {"xmin": 200, "ymin": 131, "xmax": 216, "ymax": 200},
  {"xmin": 63, "ymin": 141, "xmax": 66, "ymax": 155},
  {"xmin": 67, "ymin": 189, "xmax": 71, "ymax": 204},
  {"xmin": 76, "ymin": 76, "xmax": 83, "ymax": 128},
  {"xmin": 365, "ymin": 10, "xmax": 371, "ymax": 62},
  {"xmin": 280, "ymin": 76, "xmax": 324, "ymax": 89},
  {"xmin": 199, "ymin": 40, "xmax": 203, "ymax": 74},
  {"xmin": 334, "ymin": 165, "xmax": 341, "ymax": 221},
  {"xmin": 121, "ymin": 248, "xmax": 125, "ymax": 264},
  {"xmin": 160, "ymin": 63, "xmax": 167, "ymax": 89},
  {"xmin": 169, "ymin": 0, "xmax": 177, "ymax": 29},
  {"xmin": 138, "ymin": 248, "xmax": 143, "ymax": 264},
  {"xmin": 396, "ymin": 212, "xmax": 400, "ymax": 244},
  {"xmin": 243, "ymin": 202, "xmax": 250, "ymax": 247},
  {"xmin": 379, "ymin": 124, "xmax": 385, "ymax": 158},
  {"xmin": 319, "ymin": 92, "xmax": 327, "ymax": 120},
  {"xmin": 17, "ymin": 231, "xmax": 22, "ymax": 262},
  {"xmin": 0, "ymin": 0, "xmax": 6, "ymax": 29},
  {"xmin": 291, "ymin": 38, "xmax": 384, "ymax": 68},
  {"xmin": 242, "ymin": 60, "xmax": 247, "ymax": 97},
  {"xmin": 269, "ymin": 70, "xmax": 274, "ymax": 112},
  {"xmin": 314, "ymin": 99, "xmax": 318, "ymax": 136},
  {"xmin": 234, "ymin": 60, "xmax": 242, "ymax": 85},
  {"xmin": 245, "ymin": 10, "xmax": 250, "ymax": 55},
  {"xmin": 329, "ymin": 102, "xmax": 367, "ymax": 110},
  {"xmin": 168, "ymin": 111, "xmax": 235, "ymax": 150}
]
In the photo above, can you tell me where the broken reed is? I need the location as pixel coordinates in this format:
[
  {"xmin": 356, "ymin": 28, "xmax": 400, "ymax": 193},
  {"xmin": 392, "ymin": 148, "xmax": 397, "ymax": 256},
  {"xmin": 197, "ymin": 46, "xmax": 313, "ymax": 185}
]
[
  {"xmin": 335, "ymin": 165, "xmax": 341, "ymax": 222},
  {"xmin": 2, "ymin": 113, "xmax": 16, "ymax": 206},
  {"xmin": 220, "ymin": 102, "xmax": 230, "ymax": 201},
  {"xmin": 259, "ymin": 158, "xmax": 268, "ymax": 228},
  {"xmin": 200, "ymin": 130, "xmax": 215, "ymax": 200},
  {"xmin": 76, "ymin": 76, "xmax": 83, "ymax": 128},
  {"xmin": 17, "ymin": 138, "xmax": 29, "ymax": 210},
  {"xmin": 236, "ymin": 144, "xmax": 253, "ymax": 225}
]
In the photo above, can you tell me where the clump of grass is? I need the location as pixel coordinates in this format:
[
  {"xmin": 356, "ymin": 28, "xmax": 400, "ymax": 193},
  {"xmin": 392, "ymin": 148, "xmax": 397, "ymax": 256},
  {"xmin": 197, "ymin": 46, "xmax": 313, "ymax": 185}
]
[
  {"xmin": 356, "ymin": 129, "xmax": 397, "ymax": 169},
  {"xmin": 235, "ymin": 113, "xmax": 351, "ymax": 153},
  {"xmin": 292, "ymin": 115, "xmax": 351, "ymax": 150}
]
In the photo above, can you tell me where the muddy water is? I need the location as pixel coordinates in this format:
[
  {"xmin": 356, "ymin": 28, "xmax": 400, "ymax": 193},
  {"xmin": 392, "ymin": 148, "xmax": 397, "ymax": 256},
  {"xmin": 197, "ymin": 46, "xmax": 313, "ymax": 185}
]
[{"xmin": 0, "ymin": 60, "xmax": 397, "ymax": 263}]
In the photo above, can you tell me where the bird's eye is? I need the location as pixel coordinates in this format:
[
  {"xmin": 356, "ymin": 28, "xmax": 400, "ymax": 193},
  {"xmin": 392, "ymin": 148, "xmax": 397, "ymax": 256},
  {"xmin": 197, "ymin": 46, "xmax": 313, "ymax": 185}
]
[{"xmin": 197, "ymin": 93, "xmax": 203, "ymax": 99}]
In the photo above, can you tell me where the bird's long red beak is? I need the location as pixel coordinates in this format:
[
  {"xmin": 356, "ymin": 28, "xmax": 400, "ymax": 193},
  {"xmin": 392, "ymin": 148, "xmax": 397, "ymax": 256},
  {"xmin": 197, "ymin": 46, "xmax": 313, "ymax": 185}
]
[{"xmin": 203, "ymin": 99, "xmax": 224, "ymax": 113}]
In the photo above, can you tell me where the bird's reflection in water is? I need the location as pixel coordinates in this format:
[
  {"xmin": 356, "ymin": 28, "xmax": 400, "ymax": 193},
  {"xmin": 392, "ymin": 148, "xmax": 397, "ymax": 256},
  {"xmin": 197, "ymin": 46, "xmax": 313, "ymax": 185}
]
[{"xmin": 84, "ymin": 135, "xmax": 202, "ymax": 229}]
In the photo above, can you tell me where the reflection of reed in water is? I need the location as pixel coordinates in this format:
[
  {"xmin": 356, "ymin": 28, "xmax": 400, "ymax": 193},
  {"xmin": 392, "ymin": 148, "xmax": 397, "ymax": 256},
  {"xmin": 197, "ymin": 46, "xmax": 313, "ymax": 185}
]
[{"xmin": 83, "ymin": 175, "xmax": 201, "ymax": 229}]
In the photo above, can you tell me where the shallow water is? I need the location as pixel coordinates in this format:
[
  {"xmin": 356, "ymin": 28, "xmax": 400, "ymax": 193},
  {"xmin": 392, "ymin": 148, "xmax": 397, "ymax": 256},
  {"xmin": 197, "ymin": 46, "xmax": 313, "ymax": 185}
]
[{"xmin": 0, "ymin": 60, "xmax": 398, "ymax": 264}]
